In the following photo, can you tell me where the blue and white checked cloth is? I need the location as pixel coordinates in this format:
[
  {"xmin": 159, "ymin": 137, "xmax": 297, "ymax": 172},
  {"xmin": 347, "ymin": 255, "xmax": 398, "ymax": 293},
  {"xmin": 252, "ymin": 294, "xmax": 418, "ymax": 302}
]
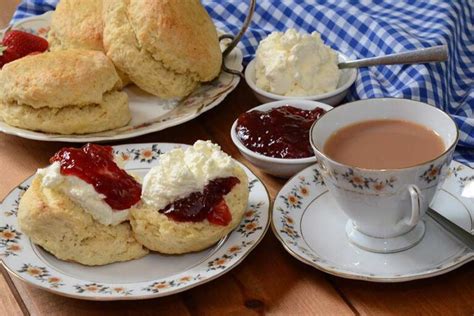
[{"xmin": 10, "ymin": 0, "xmax": 474, "ymax": 165}]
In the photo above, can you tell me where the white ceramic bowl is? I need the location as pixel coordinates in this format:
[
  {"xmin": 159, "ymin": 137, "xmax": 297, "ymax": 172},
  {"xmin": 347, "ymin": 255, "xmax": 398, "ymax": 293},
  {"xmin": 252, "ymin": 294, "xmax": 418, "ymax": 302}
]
[
  {"xmin": 244, "ymin": 53, "xmax": 357, "ymax": 106},
  {"xmin": 231, "ymin": 100, "xmax": 333, "ymax": 178}
]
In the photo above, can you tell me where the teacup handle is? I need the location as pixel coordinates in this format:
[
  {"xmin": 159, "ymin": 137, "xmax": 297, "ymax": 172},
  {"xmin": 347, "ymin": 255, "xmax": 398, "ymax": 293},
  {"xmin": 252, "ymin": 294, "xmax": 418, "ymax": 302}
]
[{"xmin": 406, "ymin": 185, "xmax": 422, "ymax": 227}]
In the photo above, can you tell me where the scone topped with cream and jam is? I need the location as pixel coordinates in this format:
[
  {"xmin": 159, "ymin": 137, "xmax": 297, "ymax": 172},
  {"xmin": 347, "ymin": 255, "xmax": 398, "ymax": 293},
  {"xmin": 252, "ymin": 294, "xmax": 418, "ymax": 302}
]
[
  {"xmin": 18, "ymin": 144, "xmax": 148, "ymax": 266},
  {"xmin": 130, "ymin": 141, "xmax": 249, "ymax": 254}
]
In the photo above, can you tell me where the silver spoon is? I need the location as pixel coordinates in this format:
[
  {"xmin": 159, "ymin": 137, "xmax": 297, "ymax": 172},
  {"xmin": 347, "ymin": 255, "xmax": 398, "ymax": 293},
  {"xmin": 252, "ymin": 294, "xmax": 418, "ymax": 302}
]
[{"xmin": 338, "ymin": 45, "xmax": 448, "ymax": 69}]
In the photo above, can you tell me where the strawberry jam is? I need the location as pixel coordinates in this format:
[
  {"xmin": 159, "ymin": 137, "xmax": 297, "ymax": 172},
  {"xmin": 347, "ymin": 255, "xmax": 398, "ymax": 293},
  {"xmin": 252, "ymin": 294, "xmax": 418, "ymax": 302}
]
[
  {"xmin": 236, "ymin": 105, "xmax": 326, "ymax": 159},
  {"xmin": 160, "ymin": 177, "xmax": 240, "ymax": 226},
  {"xmin": 50, "ymin": 144, "xmax": 141, "ymax": 211}
]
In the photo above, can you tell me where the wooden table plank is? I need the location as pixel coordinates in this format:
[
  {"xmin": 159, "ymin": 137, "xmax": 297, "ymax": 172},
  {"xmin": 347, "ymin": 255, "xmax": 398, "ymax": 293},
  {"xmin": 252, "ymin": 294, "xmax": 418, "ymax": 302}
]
[
  {"xmin": 0, "ymin": 266, "xmax": 25, "ymax": 316},
  {"xmin": 184, "ymin": 235, "xmax": 355, "ymax": 315},
  {"xmin": 329, "ymin": 263, "xmax": 474, "ymax": 316}
]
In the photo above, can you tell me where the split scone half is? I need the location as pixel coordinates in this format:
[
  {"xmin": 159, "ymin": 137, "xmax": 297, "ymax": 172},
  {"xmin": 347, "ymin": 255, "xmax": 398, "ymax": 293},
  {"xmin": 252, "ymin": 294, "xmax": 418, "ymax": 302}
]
[
  {"xmin": 0, "ymin": 49, "xmax": 130, "ymax": 134},
  {"xmin": 102, "ymin": 0, "xmax": 223, "ymax": 99},
  {"xmin": 130, "ymin": 141, "xmax": 249, "ymax": 254},
  {"xmin": 18, "ymin": 144, "xmax": 148, "ymax": 266}
]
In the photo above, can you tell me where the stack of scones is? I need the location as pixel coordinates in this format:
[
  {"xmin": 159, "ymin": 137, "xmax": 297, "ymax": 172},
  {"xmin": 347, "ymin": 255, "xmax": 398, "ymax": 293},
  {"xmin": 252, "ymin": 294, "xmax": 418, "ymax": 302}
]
[{"xmin": 0, "ymin": 0, "xmax": 223, "ymax": 134}]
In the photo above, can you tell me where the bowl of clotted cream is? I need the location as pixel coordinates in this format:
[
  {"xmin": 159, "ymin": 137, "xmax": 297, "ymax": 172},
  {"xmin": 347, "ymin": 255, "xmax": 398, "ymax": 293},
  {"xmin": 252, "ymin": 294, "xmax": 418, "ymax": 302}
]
[{"xmin": 245, "ymin": 29, "xmax": 357, "ymax": 106}]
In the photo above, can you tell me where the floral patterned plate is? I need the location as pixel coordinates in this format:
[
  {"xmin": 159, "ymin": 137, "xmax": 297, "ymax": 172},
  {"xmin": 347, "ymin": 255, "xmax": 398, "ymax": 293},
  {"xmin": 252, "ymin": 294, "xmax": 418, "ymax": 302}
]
[
  {"xmin": 272, "ymin": 161, "xmax": 474, "ymax": 282},
  {"xmin": 0, "ymin": 12, "xmax": 242, "ymax": 143},
  {"xmin": 0, "ymin": 143, "xmax": 270, "ymax": 300}
]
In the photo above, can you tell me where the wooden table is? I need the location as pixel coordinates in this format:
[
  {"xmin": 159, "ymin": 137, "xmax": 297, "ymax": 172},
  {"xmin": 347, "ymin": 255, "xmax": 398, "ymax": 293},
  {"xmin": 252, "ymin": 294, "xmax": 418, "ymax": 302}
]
[{"xmin": 1, "ymin": 3, "xmax": 473, "ymax": 315}]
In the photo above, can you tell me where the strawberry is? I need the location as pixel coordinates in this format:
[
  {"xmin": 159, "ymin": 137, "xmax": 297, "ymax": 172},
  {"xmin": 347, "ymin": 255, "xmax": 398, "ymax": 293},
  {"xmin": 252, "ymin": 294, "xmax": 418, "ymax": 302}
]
[
  {"xmin": 0, "ymin": 30, "xmax": 48, "ymax": 68},
  {"xmin": 207, "ymin": 199, "xmax": 232, "ymax": 226},
  {"xmin": 2, "ymin": 30, "xmax": 49, "ymax": 57}
]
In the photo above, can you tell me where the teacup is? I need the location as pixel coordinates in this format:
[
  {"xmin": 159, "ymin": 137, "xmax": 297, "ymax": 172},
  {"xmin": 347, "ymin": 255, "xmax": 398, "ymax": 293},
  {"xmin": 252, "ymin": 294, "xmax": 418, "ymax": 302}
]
[{"xmin": 310, "ymin": 98, "xmax": 459, "ymax": 253}]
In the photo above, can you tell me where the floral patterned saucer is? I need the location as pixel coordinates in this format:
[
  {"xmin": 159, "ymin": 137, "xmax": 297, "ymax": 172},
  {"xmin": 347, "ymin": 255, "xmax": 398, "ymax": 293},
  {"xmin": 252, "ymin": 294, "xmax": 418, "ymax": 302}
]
[
  {"xmin": 272, "ymin": 161, "xmax": 474, "ymax": 282},
  {"xmin": 0, "ymin": 143, "xmax": 270, "ymax": 300},
  {"xmin": 0, "ymin": 12, "xmax": 243, "ymax": 143}
]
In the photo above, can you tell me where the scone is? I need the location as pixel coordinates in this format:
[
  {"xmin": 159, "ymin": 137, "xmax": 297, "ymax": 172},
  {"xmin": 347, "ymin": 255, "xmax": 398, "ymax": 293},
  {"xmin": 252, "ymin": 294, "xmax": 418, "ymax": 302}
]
[
  {"xmin": 102, "ymin": 0, "xmax": 222, "ymax": 99},
  {"xmin": 130, "ymin": 141, "xmax": 249, "ymax": 254},
  {"xmin": 0, "ymin": 49, "xmax": 130, "ymax": 134},
  {"xmin": 48, "ymin": 0, "xmax": 130, "ymax": 86},
  {"xmin": 48, "ymin": 0, "xmax": 104, "ymax": 51},
  {"xmin": 18, "ymin": 144, "xmax": 148, "ymax": 266}
]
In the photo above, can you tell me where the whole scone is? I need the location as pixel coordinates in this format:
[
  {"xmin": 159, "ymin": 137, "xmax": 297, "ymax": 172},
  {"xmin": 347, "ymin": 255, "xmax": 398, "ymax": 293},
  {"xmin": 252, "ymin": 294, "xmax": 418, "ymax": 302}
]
[
  {"xmin": 102, "ymin": 0, "xmax": 222, "ymax": 99},
  {"xmin": 18, "ymin": 177, "xmax": 148, "ymax": 266},
  {"xmin": 130, "ymin": 141, "xmax": 249, "ymax": 254},
  {"xmin": 0, "ymin": 50, "xmax": 130, "ymax": 134},
  {"xmin": 48, "ymin": 0, "xmax": 104, "ymax": 51}
]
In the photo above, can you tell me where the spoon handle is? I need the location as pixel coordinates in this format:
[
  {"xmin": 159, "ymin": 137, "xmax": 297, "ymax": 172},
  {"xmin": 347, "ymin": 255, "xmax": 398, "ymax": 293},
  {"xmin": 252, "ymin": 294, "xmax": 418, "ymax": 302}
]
[{"xmin": 338, "ymin": 45, "xmax": 448, "ymax": 69}]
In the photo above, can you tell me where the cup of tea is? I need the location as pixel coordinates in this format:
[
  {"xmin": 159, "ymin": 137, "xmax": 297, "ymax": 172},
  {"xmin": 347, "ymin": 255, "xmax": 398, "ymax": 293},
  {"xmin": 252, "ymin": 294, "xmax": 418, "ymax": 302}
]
[{"xmin": 310, "ymin": 98, "xmax": 459, "ymax": 253}]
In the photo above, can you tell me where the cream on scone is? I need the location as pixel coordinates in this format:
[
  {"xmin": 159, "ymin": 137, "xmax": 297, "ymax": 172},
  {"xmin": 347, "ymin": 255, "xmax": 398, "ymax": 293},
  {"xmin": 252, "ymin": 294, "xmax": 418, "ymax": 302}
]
[
  {"xmin": 36, "ymin": 162, "xmax": 129, "ymax": 226},
  {"xmin": 130, "ymin": 141, "xmax": 249, "ymax": 254},
  {"xmin": 0, "ymin": 49, "xmax": 130, "ymax": 134},
  {"xmin": 102, "ymin": 0, "xmax": 222, "ymax": 99},
  {"xmin": 18, "ymin": 144, "xmax": 148, "ymax": 266}
]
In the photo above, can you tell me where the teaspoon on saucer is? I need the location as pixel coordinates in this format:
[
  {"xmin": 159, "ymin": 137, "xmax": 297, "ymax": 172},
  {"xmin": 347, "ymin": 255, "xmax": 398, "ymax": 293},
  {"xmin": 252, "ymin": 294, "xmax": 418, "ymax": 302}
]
[
  {"xmin": 427, "ymin": 208, "xmax": 474, "ymax": 250},
  {"xmin": 338, "ymin": 45, "xmax": 448, "ymax": 69}
]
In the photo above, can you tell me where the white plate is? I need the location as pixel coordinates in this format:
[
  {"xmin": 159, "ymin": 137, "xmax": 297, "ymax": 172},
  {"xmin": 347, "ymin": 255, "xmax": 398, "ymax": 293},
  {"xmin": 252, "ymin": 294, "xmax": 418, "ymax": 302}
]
[
  {"xmin": 0, "ymin": 12, "xmax": 243, "ymax": 143},
  {"xmin": 0, "ymin": 143, "xmax": 270, "ymax": 300},
  {"xmin": 272, "ymin": 161, "xmax": 474, "ymax": 282}
]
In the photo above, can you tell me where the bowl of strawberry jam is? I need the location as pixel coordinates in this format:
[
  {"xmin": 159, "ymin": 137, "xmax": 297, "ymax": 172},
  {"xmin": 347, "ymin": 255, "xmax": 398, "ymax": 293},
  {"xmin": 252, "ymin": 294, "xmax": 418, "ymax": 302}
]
[{"xmin": 231, "ymin": 100, "xmax": 333, "ymax": 178}]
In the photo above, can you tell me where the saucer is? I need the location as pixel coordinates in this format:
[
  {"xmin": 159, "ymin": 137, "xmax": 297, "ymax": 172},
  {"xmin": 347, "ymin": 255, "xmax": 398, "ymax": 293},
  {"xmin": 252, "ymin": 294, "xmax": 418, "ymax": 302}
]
[{"xmin": 272, "ymin": 162, "xmax": 474, "ymax": 282}]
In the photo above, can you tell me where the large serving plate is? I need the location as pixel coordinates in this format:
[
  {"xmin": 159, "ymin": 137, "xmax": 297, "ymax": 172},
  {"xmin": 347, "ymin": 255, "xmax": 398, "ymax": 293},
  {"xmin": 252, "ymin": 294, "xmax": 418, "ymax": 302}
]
[
  {"xmin": 272, "ymin": 161, "xmax": 474, "ymax": 282},
  {"xmin": 0, "ymin": 143, "xmax": 270, "ymax": 300},
  {"xmin": 0, "ymin": 12, "xmax": 243, "ymax": 142}
]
